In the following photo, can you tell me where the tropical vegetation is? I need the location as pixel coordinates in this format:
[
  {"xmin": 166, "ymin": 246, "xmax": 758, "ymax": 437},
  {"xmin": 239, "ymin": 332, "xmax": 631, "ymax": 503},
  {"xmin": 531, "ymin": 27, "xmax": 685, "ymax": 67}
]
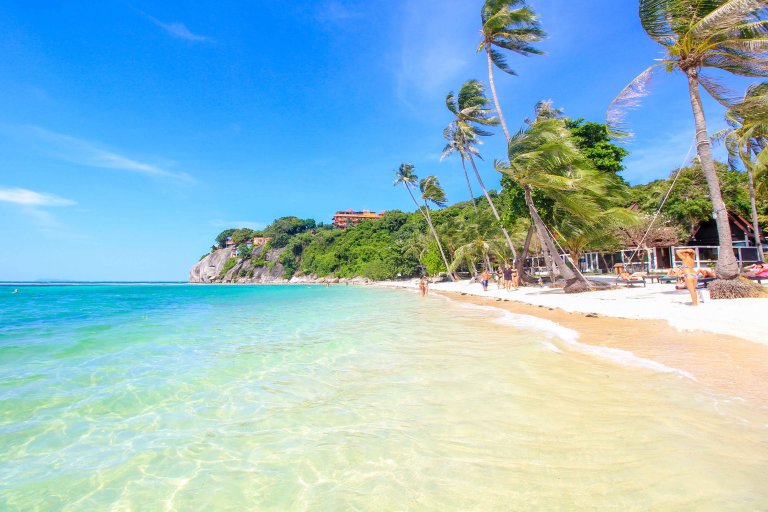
[{"xmin": 203, "ymin": 0, "xmax": 767, "ymax": 297}]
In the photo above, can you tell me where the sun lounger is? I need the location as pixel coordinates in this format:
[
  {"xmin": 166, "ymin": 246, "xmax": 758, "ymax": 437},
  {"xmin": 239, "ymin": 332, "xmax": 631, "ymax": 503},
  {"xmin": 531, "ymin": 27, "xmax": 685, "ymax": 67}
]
[
  {"xmin": 658, "ymin": 276, "xmax": 678, "ymax": 284},
  {"xmin": 616, "ymin": 276, "xmax": 646, "ymax": 288},
  {"xmin": 746, "ymin": 275, "xmax": 765, "ymax": 284}
]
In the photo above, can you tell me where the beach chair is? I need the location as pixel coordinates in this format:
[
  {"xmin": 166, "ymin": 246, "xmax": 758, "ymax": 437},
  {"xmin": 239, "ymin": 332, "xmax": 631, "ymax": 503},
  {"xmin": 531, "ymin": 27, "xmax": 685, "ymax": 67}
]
[
  {"xmin": 658, "ymin": 275, "xmax": 678, "ymax": 284},
  {"xmin": 616, "ymin": 276, "xmax": 646, "ymax": 288},
  {"xmin": 746, "ymin": 275, "xmax": 765, "ymax": 284}
]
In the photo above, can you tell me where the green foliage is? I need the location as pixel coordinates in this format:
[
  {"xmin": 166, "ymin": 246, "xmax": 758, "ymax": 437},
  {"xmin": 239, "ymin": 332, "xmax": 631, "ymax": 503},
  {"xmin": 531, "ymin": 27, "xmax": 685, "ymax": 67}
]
[
  {"xmin": 264, "ymin": 217, "xmax": 316, "ymax": 248},
  {"xmin": 215, "ymin": 229, "xmax": 236, "ymax": 248},
  {"xmin": 421, "ymin": 243, "xmax": 447, "ymax": 275},
  {"xmin": 220, "ymin": 257, "xmax": 237, "ymax": 278},
  {"xmin": 630, "ymin": 162, "xmax": 755, "ymax": 234},
  {"xmin": 566, "ymin": 120, "xmax": 629, "ymax": 177},
  {"xmin": 236, "ymin": 243, "xmax": 252, "ymax": 258},
  {"xmin": 198, "ymin": 253, "xmax": 210, "ymax": 262}
]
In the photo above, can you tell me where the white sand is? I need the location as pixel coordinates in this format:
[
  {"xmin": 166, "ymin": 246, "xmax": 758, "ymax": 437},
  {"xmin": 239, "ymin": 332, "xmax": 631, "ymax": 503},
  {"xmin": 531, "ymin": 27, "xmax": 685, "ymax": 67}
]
[{"xmin": 378, "ymin": 278, "xmax": 767, "ymax": 347}]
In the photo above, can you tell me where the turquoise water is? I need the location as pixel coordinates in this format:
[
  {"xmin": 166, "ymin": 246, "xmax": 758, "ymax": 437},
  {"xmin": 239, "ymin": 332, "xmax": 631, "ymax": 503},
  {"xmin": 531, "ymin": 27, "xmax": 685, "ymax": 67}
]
[{"xmin": 1, "ymin": 285, "xmax": 767, "ymax": 510}]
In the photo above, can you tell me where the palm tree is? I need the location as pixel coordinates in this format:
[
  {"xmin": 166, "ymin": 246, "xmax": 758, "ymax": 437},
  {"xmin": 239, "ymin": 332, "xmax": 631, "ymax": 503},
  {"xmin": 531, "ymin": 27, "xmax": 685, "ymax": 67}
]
[
  {"xmin": 445, "ymin": 79, "xmax": 518, "ymax": 261},
  {"xmin": 419, "ymin": 176, "xmax": 455, "ymax": 279},
  {"xmin": 442, "ymin": 123, "xmax": 478, "ymax": 211},
  {"xmin": 715, "ymin": 82, "xmax": 768, "ymax": 261},
  {"xmin": 392, "ymin": 163, "xmax": 455, "ymax": 281},
  {"xmin": 478, "ymin": 0, "xmax": 546, "ymax": 141},
  {"xmin": 496, "ymin": 111, "xmax": 609, "ymax": 291},
  {"xmin": 608, "ymin": 0, "xmax": 768, "ymax": 280}
]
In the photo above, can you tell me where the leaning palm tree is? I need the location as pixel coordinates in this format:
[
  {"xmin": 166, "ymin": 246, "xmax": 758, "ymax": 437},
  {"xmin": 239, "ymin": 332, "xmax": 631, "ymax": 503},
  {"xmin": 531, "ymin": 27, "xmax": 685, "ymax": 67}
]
[
  {"xmin": 419, "ymin": 176, "xmax": 455, "ymax": 279},
  {"xmin": 496, "ymin": 114, "xmax": 608, "ymax": 292},
  {"xmin": 446, "ymin": 79, "xmax": 518, "ymax": 261},
  {"xmin": 714, "ymin": 82, "xmax": 768, "ymax": 261},
  {"xmin": 392, "ymin": 163, "xmax": 455, "ymax": 281},
  {"xmin": 608, "ymin": 0, "xmax": 768, "ymax": 280},
  {"xmin": 478, "ymin": 0, "xmax": 546, "ymax": 141},
  {"xmin": 442, "ymin": 123, "xmax": 478, "ymax": 211}
]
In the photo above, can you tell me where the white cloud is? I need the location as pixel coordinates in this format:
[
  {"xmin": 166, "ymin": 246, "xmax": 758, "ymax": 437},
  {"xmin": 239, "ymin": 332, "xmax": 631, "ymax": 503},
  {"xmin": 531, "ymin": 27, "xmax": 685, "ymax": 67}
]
[
  {"xmin": 395, "ymin": 0, "xmax": 476, "ymax": 106},
  {"xmin": 144, "ymin": 13, "xmax": 211, "ymax": 42},
  {"xmin": 0, "ymin": 187, "xmax": 76, "ymax": 207},
  {"xmin": 25, "ymin": 126, "xmax": 192, "ymax": 181}
]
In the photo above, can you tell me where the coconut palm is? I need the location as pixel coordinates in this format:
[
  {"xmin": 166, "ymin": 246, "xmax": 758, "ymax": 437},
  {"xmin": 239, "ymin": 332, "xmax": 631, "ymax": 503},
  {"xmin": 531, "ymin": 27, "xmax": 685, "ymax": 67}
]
[
  {"xmin": 418, "ymin": 176, "xmax": 456, "ymax": 279},
  {"xmin": 445, "ymin": 79, "xmax": 518, "ymax": 261},
  {"xmin": 715, "ymin": 82, "xmax": 768, "ymax": 261},
  {"xmin": 442, "ymin": 123, "xmax": 478, "ymax": 211},
  {"xmin": 392, "ymin": 163, "xmax": 455, "ymax": 280},
  {"xmin": 496, "ymin": 112, "xmax": 609, "ymax": 291},
  {"xmin": 608, "ymin": 0, "xmax": 768, "ymax": 280},
  {"xmin": 478, "ymin": 0, "xmax": 546, "ymax": 141}
]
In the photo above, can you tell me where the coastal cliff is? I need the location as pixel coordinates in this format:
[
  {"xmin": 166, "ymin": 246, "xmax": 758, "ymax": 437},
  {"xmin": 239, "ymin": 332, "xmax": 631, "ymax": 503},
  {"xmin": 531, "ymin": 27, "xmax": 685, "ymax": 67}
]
[
  {"xmin": 190, "ymin": 245, "xmax": 288, "ymax": 284},
  {"xmin": 189, "ymin": 245, "xmax": 373, "ymax": 284}
]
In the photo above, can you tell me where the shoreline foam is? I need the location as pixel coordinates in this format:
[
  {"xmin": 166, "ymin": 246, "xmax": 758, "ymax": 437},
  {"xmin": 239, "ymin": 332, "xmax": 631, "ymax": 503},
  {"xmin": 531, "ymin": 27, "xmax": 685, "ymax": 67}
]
[{"xmin": 377, "ymin": 279, "xmax": 768, "ymax": 404}]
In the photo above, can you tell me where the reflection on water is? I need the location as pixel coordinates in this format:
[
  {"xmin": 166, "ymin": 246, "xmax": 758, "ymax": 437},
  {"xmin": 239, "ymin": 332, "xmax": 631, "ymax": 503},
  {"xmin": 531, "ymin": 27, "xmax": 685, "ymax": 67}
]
[{"xmin": 0, "ymin": 285, "xmax": 766, "ymax": 510}]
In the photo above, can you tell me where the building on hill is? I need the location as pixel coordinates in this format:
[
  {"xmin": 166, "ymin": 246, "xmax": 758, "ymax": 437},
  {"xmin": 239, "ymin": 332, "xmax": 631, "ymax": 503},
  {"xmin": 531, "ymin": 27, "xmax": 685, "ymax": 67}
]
[
  {"xmin": 332, "ymin": 209, "xmax": 384, "ymax": 229},
  {"xmin": 252, "ymin": 237, "xmax": 272, "ymax": 245}
]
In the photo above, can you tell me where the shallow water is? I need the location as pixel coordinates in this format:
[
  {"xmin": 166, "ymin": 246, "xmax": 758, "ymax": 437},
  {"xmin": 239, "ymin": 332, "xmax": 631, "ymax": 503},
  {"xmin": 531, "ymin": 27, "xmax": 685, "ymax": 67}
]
[{"xmin": 0, "ymin": 285, "xmax": 766, "ymax": 510}]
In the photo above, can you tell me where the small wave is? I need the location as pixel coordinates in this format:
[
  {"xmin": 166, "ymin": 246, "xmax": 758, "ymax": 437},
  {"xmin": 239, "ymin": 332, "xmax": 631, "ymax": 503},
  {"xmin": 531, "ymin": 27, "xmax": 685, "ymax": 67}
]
[{"xmin": 450, "ymin": 298, "xmax": 696, "ymax": 381}]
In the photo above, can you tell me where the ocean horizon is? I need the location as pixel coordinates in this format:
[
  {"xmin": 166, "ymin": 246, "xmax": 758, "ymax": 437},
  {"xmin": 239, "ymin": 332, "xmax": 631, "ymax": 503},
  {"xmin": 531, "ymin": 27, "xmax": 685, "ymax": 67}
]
[{"xmin": 1, "ymin": 284, "xmax": 767, "ymax": 509}]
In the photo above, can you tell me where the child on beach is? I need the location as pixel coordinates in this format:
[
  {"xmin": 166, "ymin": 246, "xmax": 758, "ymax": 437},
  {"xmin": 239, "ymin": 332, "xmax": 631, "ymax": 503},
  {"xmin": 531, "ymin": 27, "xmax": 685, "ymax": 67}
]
[{"xmin": 480, "ymin": 269, "xmax": 490, "ymax": 292}]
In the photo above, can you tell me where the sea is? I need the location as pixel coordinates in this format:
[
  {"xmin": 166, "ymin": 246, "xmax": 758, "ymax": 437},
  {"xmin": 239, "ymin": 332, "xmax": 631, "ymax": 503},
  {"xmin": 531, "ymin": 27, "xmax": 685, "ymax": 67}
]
[{"xmin": 0, "ymin": 284, "xmax": 766, "ymax": 510}]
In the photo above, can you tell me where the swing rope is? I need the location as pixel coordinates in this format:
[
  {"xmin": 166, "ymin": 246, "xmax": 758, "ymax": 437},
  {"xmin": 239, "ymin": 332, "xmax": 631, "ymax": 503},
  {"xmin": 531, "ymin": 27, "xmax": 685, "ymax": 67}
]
[{"xmin": 624, "ymin": 136, "xmax": 697, "ymax": 267}]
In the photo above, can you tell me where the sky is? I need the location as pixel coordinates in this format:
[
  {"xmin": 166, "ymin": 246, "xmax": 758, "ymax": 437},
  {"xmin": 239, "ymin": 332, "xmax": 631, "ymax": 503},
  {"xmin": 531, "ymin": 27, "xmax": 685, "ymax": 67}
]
[{"xmin": 0, "ymin": 0, "xmax": 752, "ymax": 281}]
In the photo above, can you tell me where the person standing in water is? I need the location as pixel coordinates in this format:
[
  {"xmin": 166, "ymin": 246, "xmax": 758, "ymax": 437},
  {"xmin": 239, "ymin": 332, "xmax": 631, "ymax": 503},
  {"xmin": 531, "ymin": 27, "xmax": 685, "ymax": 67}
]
[{"xmin": 419, "ymin": 275, "xmax": 429, "ymax": 297}]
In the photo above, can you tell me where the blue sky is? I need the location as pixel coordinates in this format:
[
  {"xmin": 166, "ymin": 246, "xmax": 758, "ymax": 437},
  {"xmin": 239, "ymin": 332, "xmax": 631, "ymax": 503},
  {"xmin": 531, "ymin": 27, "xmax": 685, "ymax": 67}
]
[{"xmin": 0, "ymin": 0, "xmax": 750, "ymax": 280}]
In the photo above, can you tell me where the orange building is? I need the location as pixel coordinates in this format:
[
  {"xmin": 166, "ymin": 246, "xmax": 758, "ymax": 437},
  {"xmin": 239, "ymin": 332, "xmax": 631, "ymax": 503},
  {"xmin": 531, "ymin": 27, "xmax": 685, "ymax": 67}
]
[
  {"xmin": 252, "ymin": 237, "xmax": 272, "ymax": 245},
  {"xmin": 332, "ymin": 209, "xmax": 384, "ymax": 229}
]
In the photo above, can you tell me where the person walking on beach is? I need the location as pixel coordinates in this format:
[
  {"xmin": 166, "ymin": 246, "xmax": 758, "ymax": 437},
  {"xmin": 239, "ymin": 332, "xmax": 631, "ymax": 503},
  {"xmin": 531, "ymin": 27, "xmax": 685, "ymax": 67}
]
[
  {"xmin": 419, "ymin": 275, "xmax": 429, "ymax": 297},
  {"xmin": 480, "ymin": 269, "xmax": 490, "ymax": 292},
  {"xmin": 496, "ymin": 266, "xmax": 504, "ymax": 289},
  {"xmin": 503, "ymin": 262, "xmax": 515, "ymax": 291}
]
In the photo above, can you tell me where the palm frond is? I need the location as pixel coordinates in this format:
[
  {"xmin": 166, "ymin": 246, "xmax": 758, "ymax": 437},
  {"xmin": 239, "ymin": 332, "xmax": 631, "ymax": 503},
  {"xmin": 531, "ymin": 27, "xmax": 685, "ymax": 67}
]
[
  {"xmin": 607, "ymin": 64, "xmax": 664, "ymax": 138},
  {"xmin": 691, "ymin": 0, "xmax": 767, "ymax": 38}
]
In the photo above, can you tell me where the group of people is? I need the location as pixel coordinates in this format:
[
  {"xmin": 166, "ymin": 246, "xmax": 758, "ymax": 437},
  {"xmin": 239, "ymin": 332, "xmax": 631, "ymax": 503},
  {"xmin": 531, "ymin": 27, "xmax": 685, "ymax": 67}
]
[{"xmin": 479, "ymin": 262, "xmax": 519, "ymax": 292}]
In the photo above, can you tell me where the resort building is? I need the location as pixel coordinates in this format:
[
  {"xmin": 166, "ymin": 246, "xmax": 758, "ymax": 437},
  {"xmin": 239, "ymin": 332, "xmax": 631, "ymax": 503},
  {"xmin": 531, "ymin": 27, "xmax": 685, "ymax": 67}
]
[
  {"xmin": 252, "ymin": 237, "xmax": 272, "ymax": 245},
  {"xmin": 578, "ymin": 212, "xmax": 766, "ymax": 274},
  {"xmin": 332, "ymin": 209, "xmax": 384, "ymax": 229}
]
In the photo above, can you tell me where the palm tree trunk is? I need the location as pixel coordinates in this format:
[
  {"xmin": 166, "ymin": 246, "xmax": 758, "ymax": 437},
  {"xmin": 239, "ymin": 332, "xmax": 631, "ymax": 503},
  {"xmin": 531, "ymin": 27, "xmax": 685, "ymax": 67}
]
[
  {"xmin": 517, "ymin": 222, "xmax": 538, "ymax": 284},
  {"xmin": 486, "ymin": 47, "xmax": 511, "ymax": 142},
  {"xmin": 466, "ymin": 152, "xmax": 518, "ymax": 260},
  {"xmin": 746, "ymin": 165, "xmax": 765, "ymax": 262},
  {"xmin": 686, "ymin": 71, "xmax": 740, "ymax": 279},
  {"xmin": 422, "ymin": 203, "xmax": 456, "ymax": 281},
  {"xmin": 525, "ymin": 186, "xmax": 588, "ymax": 286},
  {"xmin": 403, "ymin": 183, "xmax": 454, "ymax": 281},
  {"xmin": 460, "ymin": 157, "xmax": 478, "ymax": 211}
]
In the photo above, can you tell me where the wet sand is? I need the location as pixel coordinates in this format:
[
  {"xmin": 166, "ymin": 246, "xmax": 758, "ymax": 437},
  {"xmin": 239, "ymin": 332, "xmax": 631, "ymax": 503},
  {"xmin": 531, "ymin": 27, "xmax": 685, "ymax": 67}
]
[{"xmin": 436, "ymin": 290, "xmax": 768, "ymax": 405}]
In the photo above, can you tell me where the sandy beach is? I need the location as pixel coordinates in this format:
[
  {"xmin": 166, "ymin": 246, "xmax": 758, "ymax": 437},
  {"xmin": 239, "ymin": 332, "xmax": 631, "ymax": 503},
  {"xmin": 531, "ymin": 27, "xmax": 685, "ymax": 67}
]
[{"xmin": 378, "ymin": 278, "xmax": 768, "ymax": 404}]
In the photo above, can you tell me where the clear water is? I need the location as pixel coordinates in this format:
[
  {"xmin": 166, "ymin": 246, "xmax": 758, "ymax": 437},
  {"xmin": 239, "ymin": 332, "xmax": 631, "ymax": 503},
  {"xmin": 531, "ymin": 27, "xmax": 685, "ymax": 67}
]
[{"xmin": 0, "ymin": 285, "xmax": 766, "ymax": 510}]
